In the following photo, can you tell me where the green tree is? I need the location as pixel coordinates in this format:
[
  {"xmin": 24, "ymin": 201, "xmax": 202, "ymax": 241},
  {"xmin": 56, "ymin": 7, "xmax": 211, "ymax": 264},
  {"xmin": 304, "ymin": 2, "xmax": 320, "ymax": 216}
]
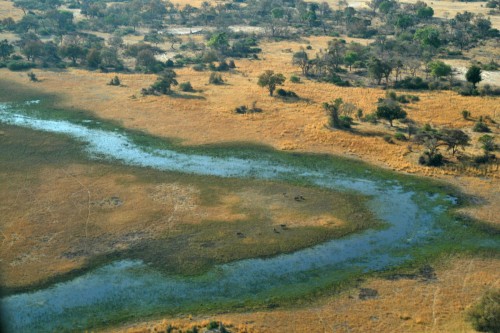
[
  {"xmin": 466, "ymin": 65, "xmax": 482, "ymax": 88},
  {"xmin": 59, "ymin": 43, "xmax": 85, "ymax": 65},
  {"xmin": 414, "ymin": 26, "xmax": 441, "ymax": 48},
  {"xmin": 440, "ymin": 129, "xmax": 470, "ymax": 155},
  {"xmin": 375, "ymin": 99, "xmax": 407, "ymax": 126},
  {"xmin": 0, "ymin": 39, "xmax": 14, "ymax": 60},
  {"xmin": 207, "ymin": 32, "xmax": 229, "ymax": 54},
  {"xmin": 151, "ymin": 69, "xmax": 178, "ymax": 94},
  {"xmin": 344, "ymin": 51, "xmax": 359, "ymax": 71},
  {"xmin": 429, "ymin": 60, "xmax": 452, "ymax": 79},
  {"xmin": 257, "ymin": 70, "xmax": 286, "ymax": 96}
]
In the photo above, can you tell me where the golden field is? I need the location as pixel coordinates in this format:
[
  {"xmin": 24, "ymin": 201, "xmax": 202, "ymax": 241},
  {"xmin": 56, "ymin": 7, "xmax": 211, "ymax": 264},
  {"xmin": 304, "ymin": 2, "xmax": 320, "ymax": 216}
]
[{"xmin": 0, "ymin": 1, "xmax": 499, "ymax": 332}]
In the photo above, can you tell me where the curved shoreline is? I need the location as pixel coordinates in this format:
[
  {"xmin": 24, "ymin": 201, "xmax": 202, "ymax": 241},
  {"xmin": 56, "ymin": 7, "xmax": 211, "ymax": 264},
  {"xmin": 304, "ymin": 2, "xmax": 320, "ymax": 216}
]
[{"xmin": 0, "ymin": 102, "xmax": 496, "ymax": 332}]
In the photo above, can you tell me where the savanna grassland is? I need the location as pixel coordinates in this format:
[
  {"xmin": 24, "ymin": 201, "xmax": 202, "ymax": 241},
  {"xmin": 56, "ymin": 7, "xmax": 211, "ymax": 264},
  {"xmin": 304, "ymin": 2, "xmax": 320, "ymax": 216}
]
[{"xmin": 0, "ymin": 0, "xmax": 499, "ymax": 332}]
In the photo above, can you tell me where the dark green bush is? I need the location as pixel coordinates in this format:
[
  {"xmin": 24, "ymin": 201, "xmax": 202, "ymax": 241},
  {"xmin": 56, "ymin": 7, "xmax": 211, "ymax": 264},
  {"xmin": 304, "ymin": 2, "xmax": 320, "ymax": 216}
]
[
  {"xmin": 394, "ymin": 132, "xmax": 407, "ymax": 141},
  {"xmin": 394, "ymin": 77, "xmax": 429, "ymax": 90},
  {"xmin": 290, "ymin": 75, "xmax": 301, "ymax": 83},
  {"xmin": 276, "ymin": 88, "xmax": 298, "ymax": 98},
  {"xmin": 179, "ymin": 81, "xmax": 194, "ymax": 92},
  {"xmin": 473, "ymin": 122, "xmax": 491, "ymax": 133},
  {"xmin": 7, "ymin": 60, "xmax": 35, "ymax": 71}
]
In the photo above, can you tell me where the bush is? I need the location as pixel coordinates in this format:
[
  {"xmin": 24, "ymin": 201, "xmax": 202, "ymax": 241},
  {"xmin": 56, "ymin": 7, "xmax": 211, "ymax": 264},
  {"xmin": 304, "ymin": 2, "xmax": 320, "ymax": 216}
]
[
  {"xmin": 394, "ymin": 132, "xmax": 407, "ymax": 141},
  {"xmin": 394, "ymin": 77, "xmax": 429, "ymax": 90},
  {"xmin": 27, "ymin": 71, "xmax": 38, "ymax": 82},
  {"xmin": 383, "ymin": 134, "xmax": 394, "ymax": 143},
  {"xmin": 462, "ymin": 110, "xmax": 471, "ymax": 119},
  {"xmin": 165, "ymin": 59, "xmax": 174, "ymax": 67},
  {"xmin": 290, "ymin": 75, "xmax": 301, "ymax": 83},
  {"xmin": 473, "ymin": 122, "xmax": 491, "ymax": 133},
  {"xmin": 108, "ymin": 76, "xmax": 120, "ymax": 86},
  {"xmin": 474, "ymin": 153, "xmax": 496, "ymax": 164},
  {"xmin": 339, "ymin": 116, "xmax": 353, "ymax": 128},
  {"xmin": 209, "ymin": 72, "xmax": 224, "ymax": 84},
  {"xmin": 192, "ymin": 63, "xmax": 205, "ymax": 71},
  {"xmin": 228, "ymin": 60, "xmax": 236, "ymax": 68},
  {"xmin": 276, "ymin": 88, "xmax": 299, "ymax": 98},
  {"xmin": 363, "ymin": 113, "xmax": 378, "ymax": 124},
  {"xmin": 479, "ymin": 84, "xmax": 500, "ymax": 97},
  {"xmin": 418, "ymin": 152, "xmax": 444, "ymax": 166},
  {"xmin": 7, "ymin": 60, "xmax": 35, "ymax": 71},
  {"xmin": 179, "ymin": 81, "xmax": 194, "ymax": 92}
]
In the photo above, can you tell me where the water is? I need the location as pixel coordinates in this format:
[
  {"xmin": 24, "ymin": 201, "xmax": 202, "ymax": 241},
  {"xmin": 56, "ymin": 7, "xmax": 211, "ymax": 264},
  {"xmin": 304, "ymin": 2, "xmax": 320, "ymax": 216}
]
[{"xmin": 0, "ymin": 102, "xmax": 493, "ymax": 332}]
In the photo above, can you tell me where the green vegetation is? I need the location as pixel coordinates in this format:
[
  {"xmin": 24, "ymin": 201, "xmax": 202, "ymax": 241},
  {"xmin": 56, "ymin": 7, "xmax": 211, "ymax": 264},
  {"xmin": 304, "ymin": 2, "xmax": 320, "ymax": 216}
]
[{"xmin": 467, "ymin": 289, "xmax": 500, "ymax": 333}]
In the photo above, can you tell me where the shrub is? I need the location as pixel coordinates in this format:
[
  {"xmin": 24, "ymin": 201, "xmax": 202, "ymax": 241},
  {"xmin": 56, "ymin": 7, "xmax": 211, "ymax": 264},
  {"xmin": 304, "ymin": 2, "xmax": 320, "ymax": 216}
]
[
  {"xmin": 276, "ymin": 88, "xmax": 298, "ymax": 98},
  {"xmin": 179, "ymin": 81, "xmax": 194, "ymax": 92},
  {"xmin": 473, "ymin": 122, "xmax": 491, "ymax": 133},
  {"xmin": 479, "ymin": 135, "xmax": 496, "ymax": 152},
  {"xmin": 27, "ymin": 71, "xmax": 38, "ymax": 82},
  {"xmin": 383, "ymin": 134, "xmax": 394, "ymax": 143},
  {"xmin": 290, "ymin": 75, "xmax": 301, "ymax": 83},
  {"xmin": 7, "ymin": 60, "xmax": 35, "ymax": 71},
  {"xmin": 192, "ymin": 63, "xmax": 205, "ymax": 71},
  {"xmin": 356, "ymin": 108, "xmax": 363, "ymax": 120},
  {"xmin": 479, "ymin": 84, "xmax": 500, "ymax": 97},
  {"xmin": 165, "ymin": 59, "xmax": 174, "ymax": 67},
  {"xmin": 216, "ymin": 60, "xmax": 230, "ymax": 71},
  {"xmin": 339, "ymin": 116, "xmax": 353, "ymax": 128},
  {"xmin": 209, "ymin": 72, "xmax": 224, "ymax": 84},
  {"xmin": 474, "ymin": 153, "xmax": 495, "ymax": 164},
  {"xmin": 394, "ymin": 132, "xmax": 407, "ymax": 141},
  {"xmin": 108, "ymin": 76, "xmax": 120, "ymax": 86},
  {"xmin": 394, "ymin": 77, "xmax": 429, "ymax": 90},
  {"xmin": 419, "ymin": 152, "xmax": 444, "ymax": 166},
  {"xmin": 462, "ymin": 110, "xmax": 471, "ymax": 119},
  {"xmin": 363, "ymin": 113, "xmax": 378, "ymax": 124},
  {"xmin": 228, "ymin": 60, "xmax": 236, "ymax": 68},
  {"xmin": 206, "ymin": 321, "xmax": 219, "ymax": 330}
]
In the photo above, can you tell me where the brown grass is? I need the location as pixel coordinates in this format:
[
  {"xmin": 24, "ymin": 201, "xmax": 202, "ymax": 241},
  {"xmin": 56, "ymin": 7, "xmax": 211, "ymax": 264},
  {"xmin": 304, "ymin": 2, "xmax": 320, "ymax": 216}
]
[{"xmin": 0, "ymin": 0, "xmax": 23, "ymax": 21}]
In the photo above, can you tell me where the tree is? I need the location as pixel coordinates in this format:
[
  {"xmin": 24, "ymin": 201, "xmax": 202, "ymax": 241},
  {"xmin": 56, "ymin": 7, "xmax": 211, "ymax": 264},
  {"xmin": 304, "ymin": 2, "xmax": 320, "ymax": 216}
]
[
  {"xmin": 344, "ymin": 51, "xmax": 358, "ymax": 71},
  {"xmin": 148, "ymin": 69, "xmax": 178, "ymax": 95},
  {"xmin": 0, "ymin": 39, "xmax": 14, "ymax": 60},
  {"xmin": 375, "ymin": 99, "xmax": 407, "ymax": 126},
  {"xmin": 257, "ymin": 70, "xmax": 286, "ymax": 96},
  {"xmin": 22, "ymin": 40, "xmax": 45, "ymax": 62},
  {"xmin": 86, "ymin": 48, "xmax": 101, "ymax": 69},
  {"xmin": 440, "ymin": 129, "xmax": 470, "ymax": 155},
  {"xmin": 292, "ymin": 50, "xmax": 311, "ymax": 76},
  {"xmin": 429, "ymin": 60, "xmax": 452, "ymax": 79},
  {"xmin": 207, "ymin": 32, "xmax": 229, "ymax": 54},
  {"xmin": 414, "ymin": 26, "xmax": 441, "ymax": 48},
  {"xmin": 466, "ymin": 65, "xmax": 482, "ymax": 88},
  {"xmin": 323, "ymin": 98, "xmax": 342, "ymax": 129},
  {"xmin": 59, "ymin": 43, "xmax": 86, "ymax": 65},
  {"xmin": 136, "ymin": 49, "xmax": 157, "ymax": 71}
]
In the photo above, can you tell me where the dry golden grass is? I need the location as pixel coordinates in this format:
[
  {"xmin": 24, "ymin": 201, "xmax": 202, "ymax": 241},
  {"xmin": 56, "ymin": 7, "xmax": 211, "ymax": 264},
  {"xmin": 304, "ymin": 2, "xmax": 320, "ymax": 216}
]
[
  {"xmin": 106, "ymin": 257, "xmax": 500, "ymax": 333},
  {"xmin": 1, "ymin": 39, "xmax": 498, "ymax": 226},
  {"xmin": 0, "ymin": 0, "xmax": 23, "ymax": 21}
]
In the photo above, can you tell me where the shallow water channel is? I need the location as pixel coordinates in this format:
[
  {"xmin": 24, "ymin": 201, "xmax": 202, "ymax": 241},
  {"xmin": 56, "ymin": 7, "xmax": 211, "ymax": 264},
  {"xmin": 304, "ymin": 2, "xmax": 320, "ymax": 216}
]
[{"xmin": 0, "ymin": 102, "xmax": 497, "ymax": 332}]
